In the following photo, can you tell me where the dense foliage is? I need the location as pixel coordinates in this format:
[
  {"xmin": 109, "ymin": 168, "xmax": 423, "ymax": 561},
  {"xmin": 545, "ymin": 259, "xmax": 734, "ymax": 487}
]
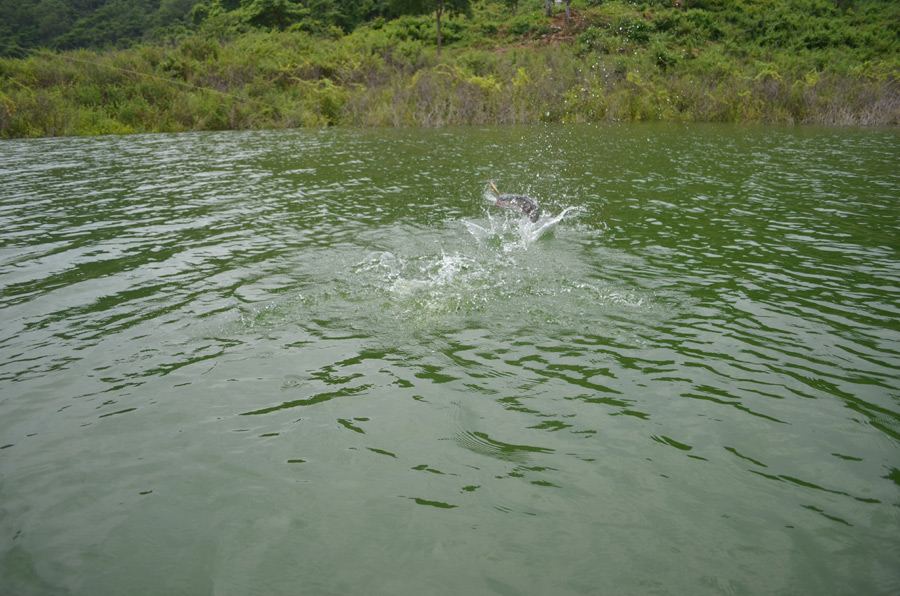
[
  {"xmin": 0, "ymin": 0, "xmax": 471, "ymax": 54},
  {"xmin": 0, "ymin": 0, "xmax": 190, "ymax": 53},
  {"xmin": 1, "ymin": 0, "xmax": 898, "ymax": 137}
]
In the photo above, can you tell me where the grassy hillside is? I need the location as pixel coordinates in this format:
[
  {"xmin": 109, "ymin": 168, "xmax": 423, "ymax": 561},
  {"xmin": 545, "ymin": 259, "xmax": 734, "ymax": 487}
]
[{"xmin": 1, "ymin": 0, "xmax": 898, "ymax": 137}]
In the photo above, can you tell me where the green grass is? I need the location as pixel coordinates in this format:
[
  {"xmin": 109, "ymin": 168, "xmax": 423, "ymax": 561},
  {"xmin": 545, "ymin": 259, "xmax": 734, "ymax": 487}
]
[{"xmin": 1, "ymin": 0, "xmax": 898, "ymax": 137}]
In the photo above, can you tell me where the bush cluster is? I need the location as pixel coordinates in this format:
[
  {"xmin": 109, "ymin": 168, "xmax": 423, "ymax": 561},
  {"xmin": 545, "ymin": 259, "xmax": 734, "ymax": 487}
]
[{"xmin": 1, "ymin": 0, "xmax": 898, "ymax": 137}]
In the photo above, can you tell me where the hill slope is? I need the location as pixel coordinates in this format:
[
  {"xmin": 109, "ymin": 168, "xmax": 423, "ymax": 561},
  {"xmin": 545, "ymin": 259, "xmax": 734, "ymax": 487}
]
[{"xmin": 1, "ymin": 0, "xmax": 898, "ymax": 137}]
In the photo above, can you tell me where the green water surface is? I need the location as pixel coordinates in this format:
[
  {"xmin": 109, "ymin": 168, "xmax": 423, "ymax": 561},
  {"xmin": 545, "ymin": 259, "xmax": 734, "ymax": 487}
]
[{"xmin": 1, "ymin": 123, "xmax": 899, "ymax": 596}]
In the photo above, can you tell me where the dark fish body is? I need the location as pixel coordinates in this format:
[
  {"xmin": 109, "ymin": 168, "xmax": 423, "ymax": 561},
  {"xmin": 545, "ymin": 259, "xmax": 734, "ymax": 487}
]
[{"xmin": 494, "ymin": 193, "xmax": 541, "ymax": 223}]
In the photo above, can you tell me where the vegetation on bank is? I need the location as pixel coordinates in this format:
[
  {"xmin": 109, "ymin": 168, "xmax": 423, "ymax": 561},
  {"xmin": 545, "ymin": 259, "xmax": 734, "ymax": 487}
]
[{"xmin": 1, "ymin": 0, "xmax": 899, "ymax": 137}]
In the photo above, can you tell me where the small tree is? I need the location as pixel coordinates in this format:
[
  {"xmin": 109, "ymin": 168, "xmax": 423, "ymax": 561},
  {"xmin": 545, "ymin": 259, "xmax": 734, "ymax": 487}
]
[
  {"xmin": 240, "ymin": 0, "xmax": 308, "ymax": 30},
  {"xmin": 393, "ymin": 0, "xmax": 471, "ymax": 56}
]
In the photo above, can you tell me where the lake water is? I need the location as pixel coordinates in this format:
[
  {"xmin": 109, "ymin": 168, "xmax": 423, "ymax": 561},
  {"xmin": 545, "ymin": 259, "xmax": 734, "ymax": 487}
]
[{"xmin": 1, "ymin": 123, "xmax": 899, "ymax": 596}]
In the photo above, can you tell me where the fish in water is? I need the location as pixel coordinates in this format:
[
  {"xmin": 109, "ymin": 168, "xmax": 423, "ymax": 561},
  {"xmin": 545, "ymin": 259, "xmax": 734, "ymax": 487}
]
[{"xmin": 490, "ymin": 182, "xmax": 541, "ymax": 223}]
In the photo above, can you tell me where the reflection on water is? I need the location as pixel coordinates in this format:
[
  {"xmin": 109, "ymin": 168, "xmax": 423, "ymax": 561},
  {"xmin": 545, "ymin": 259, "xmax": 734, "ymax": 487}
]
[{"xmin": 1, "ymin": 124, "xmax": 899, "ymax": 596}]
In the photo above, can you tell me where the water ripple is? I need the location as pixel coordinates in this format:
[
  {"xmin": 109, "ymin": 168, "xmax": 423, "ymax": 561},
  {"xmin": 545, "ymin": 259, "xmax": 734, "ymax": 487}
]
[{"xmin": 2, "ymin": 125, "xmax": 899, "ymax": 595}]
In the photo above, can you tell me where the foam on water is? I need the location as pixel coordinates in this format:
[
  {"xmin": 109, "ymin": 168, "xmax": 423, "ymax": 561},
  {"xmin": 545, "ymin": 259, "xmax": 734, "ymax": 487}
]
[
  {"xmin": 334, "ymin": 201, "xmax": 655, "ymax": 341},
  {"xmin": 227, "ymin": 185, "xmax": 647, "ymax": 344},
  {"xmin": 356, "ymin": 249, "xmax": 489, "ymax": 306}
]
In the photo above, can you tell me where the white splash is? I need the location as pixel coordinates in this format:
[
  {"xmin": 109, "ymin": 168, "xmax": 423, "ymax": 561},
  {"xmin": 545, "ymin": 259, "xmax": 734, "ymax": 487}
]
[
  {"xmin": 356, "ymin": 250, "xmax": 486, "ymax": 302},
  {"xmin": 465, "ymin": 205, "xmax": 582, "ymax": 249},
  {"xmin": 389, "ymin": 251, "xmax": 482, "ymax": 296}
]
